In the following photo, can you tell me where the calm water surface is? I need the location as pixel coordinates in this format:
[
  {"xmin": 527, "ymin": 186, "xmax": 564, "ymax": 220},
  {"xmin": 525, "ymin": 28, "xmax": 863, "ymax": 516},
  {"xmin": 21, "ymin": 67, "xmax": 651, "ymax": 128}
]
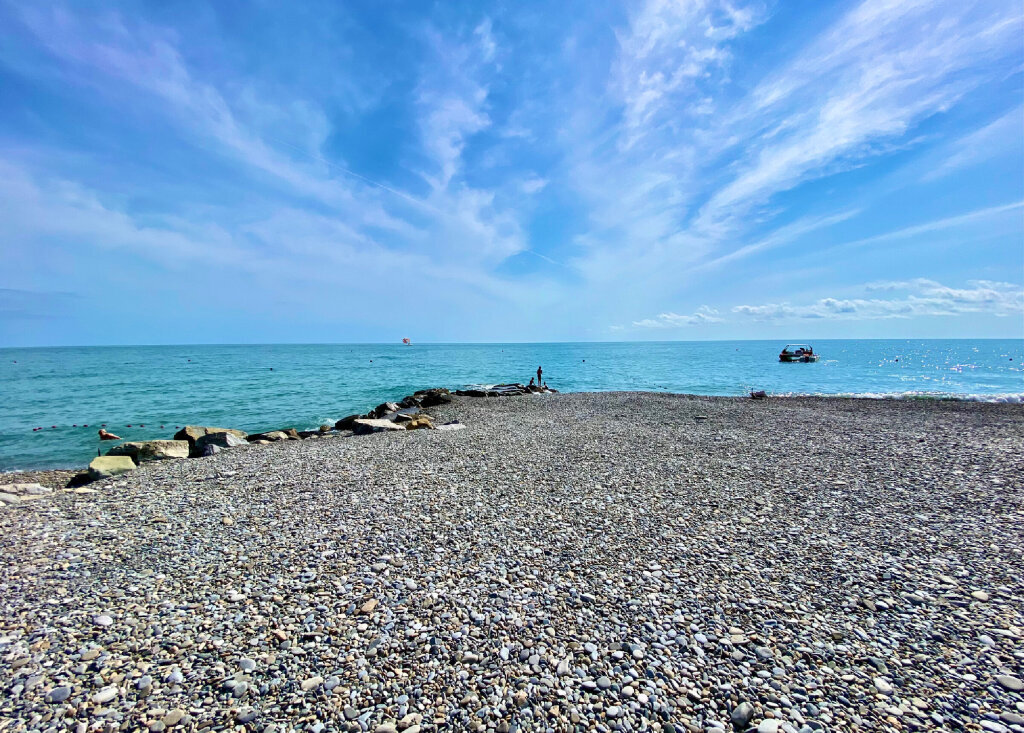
[{"xmin": 2, "ymin": 339, "xmax": 1021, "ymax": 471}]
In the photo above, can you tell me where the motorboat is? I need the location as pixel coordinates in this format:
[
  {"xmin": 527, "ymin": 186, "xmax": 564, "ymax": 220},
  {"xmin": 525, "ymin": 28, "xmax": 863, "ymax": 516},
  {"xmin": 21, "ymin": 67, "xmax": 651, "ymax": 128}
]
[{"xmin": 779, "ymin": 344, "xmax": 819, "ymax": 362}]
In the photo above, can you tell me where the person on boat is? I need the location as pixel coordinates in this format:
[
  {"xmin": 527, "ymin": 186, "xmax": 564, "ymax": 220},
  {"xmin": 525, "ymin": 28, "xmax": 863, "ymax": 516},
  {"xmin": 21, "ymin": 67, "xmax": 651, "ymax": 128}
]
[{"xmin": 98, "ymin": 428, "xmax": 121, "ymax": 440}]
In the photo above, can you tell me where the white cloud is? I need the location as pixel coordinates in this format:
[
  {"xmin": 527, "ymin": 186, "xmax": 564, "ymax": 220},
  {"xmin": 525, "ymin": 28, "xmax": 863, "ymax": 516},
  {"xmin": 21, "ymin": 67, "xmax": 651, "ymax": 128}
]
[
  {"xmin": 521, "ymin": 176, "xmax": 548, "ymax": 194},
  {"xmin": 7, "ymin": 5, "xmax": 535, "ymax": 283},
  {"xmin": 732, "ymin": 279, "xmax": 1024, "ymax": 321},
  {"xmin": 416, "ymin": 24, "xmax": 497, "ymax": 191},
  {"xmin": 614, "ymin": 0, "xmax": 764, "ymax": 146},
  {"xmin": 474, "ymin": 19, "xmax": 497, "ymax": 63},
  {"xmin": 695, "ymin": 0, "xmax": 1023, "ymax": 233},
  {"xmin": 562, "ymin": 0, "xmax": 1022, "ymax": 310},
  {"xmin": 633, "ymin": 305, "xmax": 723, "ymax": 328}
]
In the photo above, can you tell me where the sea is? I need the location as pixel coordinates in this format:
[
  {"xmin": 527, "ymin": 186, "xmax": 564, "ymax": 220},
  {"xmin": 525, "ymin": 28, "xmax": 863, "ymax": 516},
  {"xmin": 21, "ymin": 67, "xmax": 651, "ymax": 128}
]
[{"xmin": 1, "ymin": 339, "xmax": 1021, "ymax": 472}]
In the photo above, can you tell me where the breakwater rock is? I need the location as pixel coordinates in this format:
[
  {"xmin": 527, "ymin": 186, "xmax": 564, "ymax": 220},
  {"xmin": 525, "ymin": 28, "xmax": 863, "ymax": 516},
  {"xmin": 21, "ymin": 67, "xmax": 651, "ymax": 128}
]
[
  {"xmin": 34, "ymin": 383, "xmax": 542, "ymax": 491},
  {"xmin": 455, "ymin": 382, "xmax": 557, "ymax": 397},
  {"xmin": 106, "ymin": 439, "xmax": 190, "ymax": 464}
]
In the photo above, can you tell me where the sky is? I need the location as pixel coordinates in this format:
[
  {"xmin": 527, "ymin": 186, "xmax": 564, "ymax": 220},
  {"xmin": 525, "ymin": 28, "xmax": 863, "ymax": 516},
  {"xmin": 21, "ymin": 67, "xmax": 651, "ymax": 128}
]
[{"xmin": 0, "ymin": 0, "xmax": 1022, "ymax": 346}]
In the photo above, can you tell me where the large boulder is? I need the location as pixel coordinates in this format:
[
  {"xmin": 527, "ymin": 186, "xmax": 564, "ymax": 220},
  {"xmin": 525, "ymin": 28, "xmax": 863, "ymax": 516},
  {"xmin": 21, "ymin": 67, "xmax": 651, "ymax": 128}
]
[
  {"xmin": 107, "ymin": 440, "xmax": 189, "ymax": 464},
  {"xmin": 371, "ymin": 402, "xmax": 402, "ymax": 419},
  {"xmin": 352, "ymin": 419, "xmax": 407, "ymax": 435},
  {"xmin": 335, "ymin": 414, "xmax": 363, "ymax": 431},
  {"xmin": 416, "ymin": 388, "xmax": 452, "ymax": 407},
  {"xmin": 0, "ymin": 483, "xmax": 54, "ymax": 505},
  {"xmin": 0, "ymin": 482, "xmax": 51, "ymax": 496},
  {"xmin": 89, "ymin": 455, "xmax": 137, "ymax": 479},
  {"xmin": 174, "ymin": 426, "xmax": 248, "ymax": 449},
  {"xmin": 194, "ymin": 432, "xmax": 246, "ymax": 454},
  {"xmin": 492, "ymin": 384, "xmax": 528, "ymax": 395},
  {"xmin": 246, "ymin": 430, "xmax": 289, "ymax": 442},
  {"xmin": 404, "ymin": 416, "xmax": 435, "ymax": 431},
  {"xmin": 454, "ymin": 389, "xmax": 488, "ymax": 397}
]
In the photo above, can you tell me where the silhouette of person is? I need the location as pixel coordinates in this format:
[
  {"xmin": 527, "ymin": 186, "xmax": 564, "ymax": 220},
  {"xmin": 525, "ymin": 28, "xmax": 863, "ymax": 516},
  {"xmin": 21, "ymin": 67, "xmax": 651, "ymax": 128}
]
[{"xmin": 537, "ymin": 366, "xmax": 543, "ymax": 385}]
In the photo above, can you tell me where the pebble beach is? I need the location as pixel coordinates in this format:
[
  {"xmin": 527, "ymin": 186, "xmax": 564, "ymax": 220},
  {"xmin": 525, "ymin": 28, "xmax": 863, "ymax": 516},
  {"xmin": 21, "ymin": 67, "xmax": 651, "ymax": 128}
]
[{"xmin": 1, "ymin": 392, "xmax": 1022, "ymax": 733}]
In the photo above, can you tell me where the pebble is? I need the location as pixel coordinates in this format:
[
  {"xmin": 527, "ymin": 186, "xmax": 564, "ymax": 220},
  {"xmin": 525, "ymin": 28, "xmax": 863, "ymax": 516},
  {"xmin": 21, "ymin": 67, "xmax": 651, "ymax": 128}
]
[
  {"xmin": 0, "ymin": 393, "xmax": 1019, "ymax": 733},
  {"xmin": 731, "ymin": 702, "xmax": 755, "ymax": 728},
  {"xmin": 92, "ymin": 686, "xmax": 118, "ymax": 704},
  {"xmin": 997, "ymin": 675, "xmax": 1023, "ymax": 692},
  {"xmin": 45, "ymin": 687, "xmax": 71, "ymax": 703},
  {"xmin": 301, "ymin": 676, "xmax": 324, "ymax": 691},
  {"xmin": 162, "ymin": 710, "xmax": 185, "ymax": 726}
]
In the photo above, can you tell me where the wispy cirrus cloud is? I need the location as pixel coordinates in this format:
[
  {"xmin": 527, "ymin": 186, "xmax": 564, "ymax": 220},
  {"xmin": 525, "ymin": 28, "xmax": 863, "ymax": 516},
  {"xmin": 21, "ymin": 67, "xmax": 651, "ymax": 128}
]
[
  {"xmin": 822, "ymin": 201, "xmax": 1024, "ymax": 254},
  {"xmin": 923, "ymin": 106, "xmax": 1024, "ymax": 181},
  {"xmin": 560, "ymin": 0, "xmax": 1022, "ymax": 310},
  {"xmin": 1, "ymin": 0, "xmax": 1020, "ymax": 344},
  {"xmin": 694, "ymin": 0, "xmax": 1024, "ymax": 234},
  {"xmin": 613, "ymin": 0, "xmax": 764, "ymax": 146}
]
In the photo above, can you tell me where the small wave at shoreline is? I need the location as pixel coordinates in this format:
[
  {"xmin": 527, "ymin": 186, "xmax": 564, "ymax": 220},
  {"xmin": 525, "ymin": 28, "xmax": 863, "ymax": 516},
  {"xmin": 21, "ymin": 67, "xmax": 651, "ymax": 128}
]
[{"xmin": 774, "ymin": 390, "xmax": 1024, "ymax": 403}]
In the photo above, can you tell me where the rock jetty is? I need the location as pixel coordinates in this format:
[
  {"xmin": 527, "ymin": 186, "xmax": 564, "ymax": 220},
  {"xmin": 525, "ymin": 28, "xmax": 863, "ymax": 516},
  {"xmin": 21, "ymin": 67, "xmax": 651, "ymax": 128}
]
[{"xmin": 1, "ymin": 392, "xmax": 1021, "ymax": 732}]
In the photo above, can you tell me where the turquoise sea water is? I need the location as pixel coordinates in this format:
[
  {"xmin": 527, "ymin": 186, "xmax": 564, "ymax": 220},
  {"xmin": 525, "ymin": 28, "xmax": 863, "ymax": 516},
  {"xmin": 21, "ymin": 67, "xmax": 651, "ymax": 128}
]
[{"xmin": 1, "ymin": 339, "xmax": 1021, "ymax": 471}]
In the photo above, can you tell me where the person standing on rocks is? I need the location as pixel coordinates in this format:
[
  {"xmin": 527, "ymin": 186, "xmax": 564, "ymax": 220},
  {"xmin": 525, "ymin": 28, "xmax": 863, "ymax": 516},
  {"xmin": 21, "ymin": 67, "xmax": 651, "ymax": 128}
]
[{"xmin": 537, "ymin": 365, "xmax": 543, "ymax": 385}]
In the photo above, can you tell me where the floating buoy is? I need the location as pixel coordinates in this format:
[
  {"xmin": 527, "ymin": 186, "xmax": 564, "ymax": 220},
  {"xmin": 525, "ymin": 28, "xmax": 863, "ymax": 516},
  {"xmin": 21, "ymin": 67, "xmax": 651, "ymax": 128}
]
[
  {"xmin": 73, "ymin": 424, "xmax": 78, "ymax": 427},
  {"xmin": 101, "ymin": 424, "xmax": 106, "ymax": 427},
  {"xmin": 160, "ymin": 425, "xmax": 164, "ymax": 428},
  {"xmin": 140, "ymin": 424, "xmax": 145, "ymax": 427},
  {"xmin": 51, "ymin": 425, "xmax": 57, "ymax": 429},
  {"xmin": 127, "ymin": 424, "xmax": 132, "ymax": 427},
  {"xmin": 84, "ymin": 424, "xmax": 89, "ymax": 427}
]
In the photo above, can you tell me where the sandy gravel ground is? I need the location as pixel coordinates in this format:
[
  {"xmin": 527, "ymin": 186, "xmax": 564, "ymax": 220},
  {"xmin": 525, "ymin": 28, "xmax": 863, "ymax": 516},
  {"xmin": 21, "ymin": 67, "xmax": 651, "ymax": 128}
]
[{"xmin": 1, "ymin": 393, "xmax": 1022, "ymax": 733}]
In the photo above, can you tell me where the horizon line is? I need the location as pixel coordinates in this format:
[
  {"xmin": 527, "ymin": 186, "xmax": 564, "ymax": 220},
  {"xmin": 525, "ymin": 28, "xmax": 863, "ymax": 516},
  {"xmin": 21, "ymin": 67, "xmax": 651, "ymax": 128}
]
[{"xmin": 3, "ymin": 336, "xmax": 1023, "ymax": 350}]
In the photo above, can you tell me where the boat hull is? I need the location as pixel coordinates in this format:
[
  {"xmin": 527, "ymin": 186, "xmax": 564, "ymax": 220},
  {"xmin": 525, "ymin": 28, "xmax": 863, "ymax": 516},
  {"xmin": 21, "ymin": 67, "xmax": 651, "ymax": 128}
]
[{"xmin": 779, "ymin": 354, "xmax": 819, "ymax": 363}]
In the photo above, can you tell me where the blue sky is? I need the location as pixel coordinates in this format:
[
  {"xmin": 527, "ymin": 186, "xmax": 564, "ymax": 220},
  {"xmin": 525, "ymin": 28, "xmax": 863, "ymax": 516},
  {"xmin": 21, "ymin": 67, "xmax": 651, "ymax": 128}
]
[{"xmin": 0, "ymin": 0, "xmax": 1021, "ymax": 346}]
